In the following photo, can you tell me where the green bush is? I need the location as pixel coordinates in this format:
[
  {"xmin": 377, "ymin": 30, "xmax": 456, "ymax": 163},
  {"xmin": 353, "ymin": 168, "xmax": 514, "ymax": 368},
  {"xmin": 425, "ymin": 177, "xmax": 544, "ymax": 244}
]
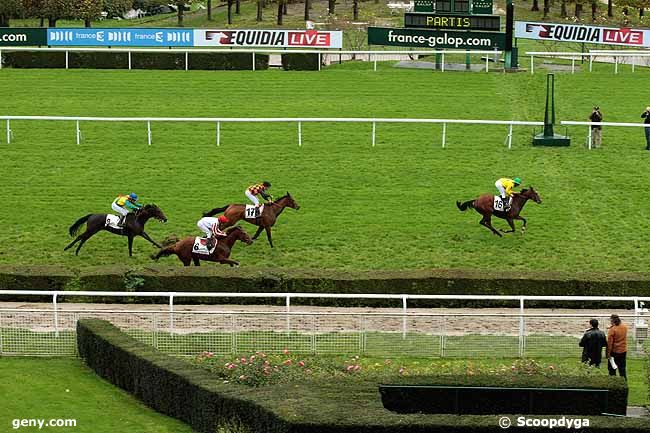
[
  {"xmin": 188, "ymin": 52, "xmax": 269, "ymax": 71},
  {"xmin": 281, "ymin": 53, "xmax": 320, "ymax": 71},
  {"xmin": 131, "ymin": 52, "xmax": 185, "ymax": 70},
  {"xmin": 69, "ymin": 52, "xmax": 129, "ymax": 69},
  {"xmin": 77, "ymin": 319, "xmax": 650, "ymax": 433},
  {"xmin": 2, "ymin": 52, "xmax": 66, "ymax": 68}
]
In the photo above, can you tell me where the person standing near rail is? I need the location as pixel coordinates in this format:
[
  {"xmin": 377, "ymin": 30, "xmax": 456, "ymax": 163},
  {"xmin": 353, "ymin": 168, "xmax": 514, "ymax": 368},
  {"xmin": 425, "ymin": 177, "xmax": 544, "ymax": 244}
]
[
  {"xmin": 579, "ymin": 319, "xmax": 607, "ymax": 367},
  {"xmin": 642, "ymin": 106, "xmax": 650, "ymax": 150},
  {"xmin": 588, "ymin": 106, "xmax": 602, "ymax": 148},
  {"xmin": 606, "ymin": 314, "xmax": 628, "ymax": 380}
]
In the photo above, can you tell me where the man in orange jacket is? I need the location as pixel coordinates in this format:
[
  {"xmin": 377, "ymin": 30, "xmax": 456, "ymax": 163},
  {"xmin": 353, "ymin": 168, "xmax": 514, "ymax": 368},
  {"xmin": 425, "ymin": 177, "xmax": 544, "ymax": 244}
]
[{"xmin": 606, "ymin": 314, "xmax": 628, "ymax": 380}]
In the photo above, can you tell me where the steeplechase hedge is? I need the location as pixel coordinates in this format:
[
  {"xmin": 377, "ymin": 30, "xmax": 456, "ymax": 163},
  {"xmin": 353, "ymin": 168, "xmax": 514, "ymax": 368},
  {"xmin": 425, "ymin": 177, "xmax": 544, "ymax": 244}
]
[
  {"xmin": 281, "ymin": 53, "xmax": 320, "ymax": 71},
  {"xmin": 77, "ymin": 319, "xmax": 650, "ymax": 433},
  {"xmin": 3, "ymin": 265, "xmax": 650, "ymax": 307},
  {"xmin": 1, "ymin": 51, "xmax": 270, "ymax": 71}
]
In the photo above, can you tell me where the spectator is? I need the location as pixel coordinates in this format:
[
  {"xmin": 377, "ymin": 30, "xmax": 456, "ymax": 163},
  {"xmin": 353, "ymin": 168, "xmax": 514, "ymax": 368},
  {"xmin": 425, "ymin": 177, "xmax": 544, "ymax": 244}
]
[
  {"xmin": 642, "ymin": 107, "xmax": 650, "ymax": 150},
  {"xmin": 579, "ymin": 319, "xmax": 607, "ymax": 367},
  {"xmin": 606, "ymin": 314, "xmax": 628, "ymax": 380},
  {"xmin": 589, "ymin": 106, "xmax": 602, "ymax": 148}
]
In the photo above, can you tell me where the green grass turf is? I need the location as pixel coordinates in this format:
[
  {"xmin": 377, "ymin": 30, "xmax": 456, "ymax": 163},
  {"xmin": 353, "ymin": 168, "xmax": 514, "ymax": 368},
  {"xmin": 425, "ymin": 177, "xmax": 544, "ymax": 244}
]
[
  {"xmin": 2, "ymin": 66, "xmax": 650, "ymax": 271},
  {"xmin": 0, "ymin": 357, "xmax": 196, "ymax": 433}
]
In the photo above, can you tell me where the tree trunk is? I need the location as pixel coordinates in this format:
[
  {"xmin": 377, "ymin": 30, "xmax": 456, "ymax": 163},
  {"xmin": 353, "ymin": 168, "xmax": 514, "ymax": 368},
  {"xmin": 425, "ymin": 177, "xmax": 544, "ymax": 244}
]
[
  {"xmin": 640, "ymin": 8, "xmax": 645, "ymax": 17},
  {"xmin": 591, "ymin": 1, "xmax": 597, "ymax": 20},
  {"xmin": 283, "ymin": 2, "xmax": 287, "ymax": 14},
  {"xmin": 531, "ymin": 0, "xmax": 539, "ymax": 11},
  {"xmin": 0, "ymin": 14, "xmax": 9, "ymax": 27},
  {"xmin": 208, "ymin": 0, "xmax": 213, "ymax": 20},
  {"xmin": 353, "ymin": 0, "xmax": 359, "ymax": 20},
  {"xmin": 328, "ymin": 0, "xmax": 335, "ymax": 14},
  {"xmin": 177, "ymin": 5, "xmax": 184, "ymax": 27},
  {"xmin": 85, "ymin": 19, "xmax": 92, "ymax": 27},
  {"xmin": 257, "ymin": 0, "xmax": 263, "ymax": 21},
  {"xmin": 543, "ymin": 0, "xmax": 550, "ymax": 17},
  {"xmin": 236, "ymin": 0, "xmax": 241, "ymax": 14},
  {"xmin": 40, "ymin": 17, "xmax": 45, "ymax": 27},
  {"xmin": 48, "ymin": 17, "xmax": 57, "ymax": 27},
  {"xmin": 304, "ymin": 0, "xmax": 309, "ymax": 20},
  {"xmin": 574, "ymin": 2, "xmax": 582, "ymax": 18},
  {"xmin": 560, "ymin": 0, "xmax": 567, "ymax": 17},
  {"xmin": 263, "ymin": 0, "xmax": 266, "ymax": 8},
  {"xmin": 277, "ymin": 1, "xmax": 283, "ymax": 24},
  {"xmin": 228, "ymin": 0, "xmax": 233, "ymax": 24},
  {"xmin": 607, "ymin": 0, "xmax": 612, "ymax": 16}
]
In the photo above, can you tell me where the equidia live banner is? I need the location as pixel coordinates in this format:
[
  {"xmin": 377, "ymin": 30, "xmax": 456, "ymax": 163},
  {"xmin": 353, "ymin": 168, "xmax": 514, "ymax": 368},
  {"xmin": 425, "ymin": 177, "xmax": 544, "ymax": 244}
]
[
  {"xmin": 193, "ymin": 29, "xmax": 343, "ymax": 48},
  {"xmin": 515, "ymin": 21, "xmax": 650, "ymax": 47}
]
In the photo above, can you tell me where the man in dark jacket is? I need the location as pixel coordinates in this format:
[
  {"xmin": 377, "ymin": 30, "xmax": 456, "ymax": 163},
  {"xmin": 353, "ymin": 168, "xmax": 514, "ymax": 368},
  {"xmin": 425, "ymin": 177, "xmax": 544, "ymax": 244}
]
[
  {"xmin": 579, "ymin": 319, "xmax": 607, "ymax": 367},
  {"xmin": 642, "ymin": 107, "xmax": 650, "ymax": 150}
]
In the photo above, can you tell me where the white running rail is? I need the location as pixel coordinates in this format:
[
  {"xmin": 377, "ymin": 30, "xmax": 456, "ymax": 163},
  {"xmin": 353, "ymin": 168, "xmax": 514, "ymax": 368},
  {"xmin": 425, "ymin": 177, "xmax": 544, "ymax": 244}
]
[{"xmin": 561, "ymin": 121, "xmax": 650, "ymax": 150}]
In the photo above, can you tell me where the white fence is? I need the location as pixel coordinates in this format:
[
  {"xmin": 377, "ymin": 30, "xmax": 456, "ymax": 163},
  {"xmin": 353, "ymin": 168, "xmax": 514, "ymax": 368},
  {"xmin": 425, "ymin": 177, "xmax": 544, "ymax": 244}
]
[
  {"xmin": 561, "ymin": 120, "xmax": 650, "ymax": 149},
  {"xmin": 0, "ymin": 47, "xmax": 503, "ymax": 72},
  {"xmin": 0, "ymin": 115, "xmax": 543, "ymax": 148},
  {"xmin": 526, "ymin": 51, "xmax": 650, "ymax": 74}
]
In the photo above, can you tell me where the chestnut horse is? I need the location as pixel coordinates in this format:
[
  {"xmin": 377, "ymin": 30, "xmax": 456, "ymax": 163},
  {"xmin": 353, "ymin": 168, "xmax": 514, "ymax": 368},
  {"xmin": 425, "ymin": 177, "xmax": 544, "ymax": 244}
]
[
  {"xmin": 456, "ymin": 187, "xmax": 542, "ymax": 237},
  {"xmin": 151, "ymin": 226, "xmax": 253, "ymax": 266},
  {"xmin": 203, "ymin": 192, "xmax": 300, "ymax": 248}
]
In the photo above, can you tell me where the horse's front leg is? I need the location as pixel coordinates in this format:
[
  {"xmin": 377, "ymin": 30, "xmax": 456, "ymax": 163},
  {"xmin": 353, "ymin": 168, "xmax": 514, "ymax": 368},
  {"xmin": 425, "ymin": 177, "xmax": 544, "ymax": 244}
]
[
  {"xmin": 513, "ymin": 216, "xmax": 527, "ymax": 234},
  {"xmin": 219, "ymin": 258, "xmax": 240, "ymax": 267},
  {"xmin": 500, "ymin": 218, "xmax": 516, "ymax": 233},
  {"xmin": 252, "ymin": 226, "xmax": 264, "ymax": 240},
  {"xmin": 140, "ymin": 231, "xmax": 161, "ymax": 248},
  {"xmin": 127, "ymin": 235, "xmax": 134, "ymax": 257}
]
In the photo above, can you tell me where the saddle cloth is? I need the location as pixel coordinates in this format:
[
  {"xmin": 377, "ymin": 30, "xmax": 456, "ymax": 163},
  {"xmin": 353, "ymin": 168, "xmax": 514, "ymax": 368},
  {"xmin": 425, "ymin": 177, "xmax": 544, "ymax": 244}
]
[
  {"xmin": 493, "ymin": 196, "xmax": 507, "ymax": 212},
  {"xmin": 105, "ymin": 214, "xmax": 121, "ymax": 230},
  {"xmin": 244, "ymin": 204, "xmax": 264, "ymax": 219},
  {"xmin": 193, "ymin": 237, "xmax": 218, "ymax": 255}
]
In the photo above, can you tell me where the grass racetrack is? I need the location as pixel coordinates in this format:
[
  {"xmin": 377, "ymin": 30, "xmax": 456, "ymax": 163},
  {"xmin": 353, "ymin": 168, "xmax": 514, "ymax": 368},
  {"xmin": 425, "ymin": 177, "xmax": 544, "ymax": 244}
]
[{"xmin": 2, "ymin": 65, "xmax": 650, "ymax": 271}]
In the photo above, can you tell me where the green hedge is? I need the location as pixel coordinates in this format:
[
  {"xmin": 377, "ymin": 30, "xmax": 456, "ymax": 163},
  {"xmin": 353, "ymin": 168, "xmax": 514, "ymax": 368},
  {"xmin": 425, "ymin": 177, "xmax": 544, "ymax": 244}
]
[
  {"xmin": 77, "ymin": 319, "xmax": 650, "ymax": 433},
  {"xmin": 281, "ymin": 53, "xmax": 320, "ymax": 71},
  {"xmin": 3, "ymin": 265, "xmax": 650, "ymax": 308},
  {"xmin": 1, "ymin": 51, "xmax": 269, "ymax": 71}
]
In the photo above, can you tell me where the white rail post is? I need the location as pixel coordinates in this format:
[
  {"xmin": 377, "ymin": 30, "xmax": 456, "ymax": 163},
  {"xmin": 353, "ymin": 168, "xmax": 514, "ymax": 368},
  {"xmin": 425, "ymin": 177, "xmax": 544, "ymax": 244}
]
[
  {"xmin": 441, "ymin": 52, "xmax": 445, "ymax": 72},
  {"xmin": 507, "ymin": 123, "xmax": 513, "ymax": 149},
  {"xmin": 587, "ymin": 126, "xmax": 592, "ymax": 150},
  {"xmin": 373, "ymin": 53, "xmax": 377, "ymax": 72},
  {"xmin": 65, "ymin": 50, "xmax": 69, "ymax": 69},
  {"xmin": 589, "ymin": 55, "xmax": 593, "ymax": 72},
  {"xmin": 298, "ymin": 121, "xmax": 302, "ymax": 147},
  {"xmin": 76, "ymin": 120, "xmax": 81, "ymax": 145},
  {"xmin": 530, "ymin": 55, "xmax": 534, "ymax": 74},
  {"xmin": 441, "ymin": 122, "xmax": 447, "ymax": 148},
  {"xmin": 169, "ymin": 294, "xmax": 174, "ymax": 336},
  {"xmin": 0, "ymin": 49, "xmax": 2, "ymax": 69},
  {"xmin": 6, "ymin": 119, "xmax": 11, "ymax": 144},
  {"xmin": 128, "ymin": 51, "xmax": 132, "ymax": 70},
  {"xmin": 614, "ymin": 56, "xmax": 618, "ymax": 74},
  {"xmin": 286, "ymin": 295, "xmax": 291, "ymax": 333},
  {"xmin": 318, "ymin": 52, "xmax": 321, "ymax": 71},
  {"xmin": 147, "ymin": 121, "xmax": 152, "ymax": 146},
  {"xmin": 252, "ymin": 52, "xmax": 256, "ymax": 71},
  {"xmin": 518, "ymin": 298, "xmax": 525, "ymax": 357},
  {"xmin": 402, "ymin": 295, "xmax": 407, "ymax": 340},
  {"xmin": 372, "ymin": 121, "xmax": 376, "ymax": 147},
  {"xmin": 485, "ymin": 54, "xmax": 489, "ymax": 72},
  {"xmin": 53, "ymin": 293, "xmax": 59, "ymax": 338},
  {"xmin": 185, "ymin": 51, "xmax": 189, "ymax": 71},
  {"xmin": 632, "ymin": 56, "xmax": 636, "ymax": 73},
  {"xmin": 216, "ymin": 121, "xmax": 220, "ymax": 146},
  {"xmin": 571, "ymin": 58, "xmax": 575, "ymax": 74}
]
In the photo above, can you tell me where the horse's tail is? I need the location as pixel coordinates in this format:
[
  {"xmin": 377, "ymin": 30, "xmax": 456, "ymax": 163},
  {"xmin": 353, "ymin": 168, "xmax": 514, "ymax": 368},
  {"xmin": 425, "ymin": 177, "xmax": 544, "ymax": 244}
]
[
  {"xmin": 151, "ymin": 245, "xmax": 175, "ymax": 261},
  {"xmin": 456, "ymin": 200, "xmax": 475, "ymax": 212},
  {"xmin": 69, "ymin": 214, "xmax": 92, "ymax": 237},
  {"xmin": 203, "ymin": 205, "xmax": 229, "ymax": 217}
]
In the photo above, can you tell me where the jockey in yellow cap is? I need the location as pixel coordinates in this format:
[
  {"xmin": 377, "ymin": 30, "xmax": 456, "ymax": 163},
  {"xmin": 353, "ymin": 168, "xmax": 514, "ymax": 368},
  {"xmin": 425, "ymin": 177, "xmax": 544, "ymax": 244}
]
[{"xmin": 495, "ymin": 177, "xmax": 521, "ymax": 211}]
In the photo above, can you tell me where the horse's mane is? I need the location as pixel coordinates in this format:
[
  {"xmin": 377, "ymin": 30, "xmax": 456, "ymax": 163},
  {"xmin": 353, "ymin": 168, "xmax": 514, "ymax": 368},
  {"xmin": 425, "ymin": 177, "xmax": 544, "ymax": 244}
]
[{"xmin": 226, "ymin": 226, "xmax": 242, "ymax": 233}]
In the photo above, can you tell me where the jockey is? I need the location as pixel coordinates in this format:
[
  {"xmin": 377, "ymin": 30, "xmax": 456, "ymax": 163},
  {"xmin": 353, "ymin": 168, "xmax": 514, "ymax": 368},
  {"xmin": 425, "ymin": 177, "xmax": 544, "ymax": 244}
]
[
  {"xmin": 494, "ymin": 177, "xmax": 521, "ymax": 210},
  {"xmin": 245, "ymin": 181, "xmax": 273, "ymax": 209},
  {"xmin": 197, "ymin": 215, "xmax": 229, "ymax": 249},
  {"xmin": 112, "ymin": 193, "xmax": 142, "ymax": 227}
]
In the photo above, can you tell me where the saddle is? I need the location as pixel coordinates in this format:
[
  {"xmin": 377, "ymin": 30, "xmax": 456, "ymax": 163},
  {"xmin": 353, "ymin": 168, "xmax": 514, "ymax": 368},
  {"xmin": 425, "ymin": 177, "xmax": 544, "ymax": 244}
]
[
  {"xmin": 245, "ymin": 204, "xmax": 264, "ymax": 219},
  {"xmin": 193, "ymin": 237, "xmax": 218, "ymax": 255},
  {"xmin": 493, "ymin": 196, "xmax": 510, "ymax": 212}
]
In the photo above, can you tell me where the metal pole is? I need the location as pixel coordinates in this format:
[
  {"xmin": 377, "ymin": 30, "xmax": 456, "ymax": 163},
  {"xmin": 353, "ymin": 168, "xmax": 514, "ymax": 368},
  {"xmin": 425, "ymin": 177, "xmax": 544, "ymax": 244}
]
[
  {"xmin": 285, "ymin": 295, "xmax": 291, "ymax": 333},
  {"xmin": 252, "ymin": 52, "xmax": 256, "ymax": 71},
  {"xmin": 147, "ymin": 121, "xmax": 152, "ymax": 145},
  {"xmin": 587, "ymin": 126, "xmax": 592, "ymax": 150},
  {"xmin": 589, "ymin": 55, "xmax": 593, "ymax": 72},
  {"xmin": 169, "ymin": 295, "xmax": 174, "ymax": 336},
  {"xmin": 372, "ymin": 121, "xmax": 376, "ymax": 147},
  {"xmin": 441, "ymin": 53, "xmax": 445, "ymax": 72},
  {"xmin": 530, "ymin": 55, "xmax": 534, "ymax": 74},
  {"xmin": 508, "ymin": 123, "xmax": 513, "ymax": 149},
  {"xmin": 6, "ymin": 119, "xmax": 11, "ymax": 144},
  {"xmin": 373, "ymin": 53, "xmax": 377, "ymax": 72},
  {"xmin": 318, "ymin": 52, "xmax": 321, "ymax": 71},
  {"xmin": 76, "ymin": 120, "xmax": 81, "ymax": 145},
  {"xmin": 518, "ymin": 298, "xmax": 524, "ymax": 357},
  {"xmin": 66, "ymin": 50, "xmax": 69, "ymax": 69},
  {"xmin": 632, "ymin": 56, "xmax": 636, "ymax": 73},
  {"xmin": 53, "ymin": 294, "xmax": 59, "ymax": 338},
  {"xmin": 128, "ymin": 51, "xmax": 132, "ymax": 70},
  {"xmin": 571, "ymin": 58, "xmax": 575, "ymax": 74},
  {"xmin": 216, "ymin": 121, "xmax": 220, "ymax": 146},
  {"xmin": 442, "ymin": 122, "xmax": 447, "ymax": 148},
  {"xmin": 402, "ymin": 295, "xmax": 407, "ymax": 340},
  {"xmin": 298, "ymin": 121, "xmax": 302, "ymax": 147},
  {"xmin": 185, "ymin": 51, "xmax": 189, "ymax": 71},
  {"xmin": 0, "ymin": 49, "xmax": 2, "ymax": 70},
  {"xmin": 614, "ymin": 57, "xmax": 618, "ymax": 74}
]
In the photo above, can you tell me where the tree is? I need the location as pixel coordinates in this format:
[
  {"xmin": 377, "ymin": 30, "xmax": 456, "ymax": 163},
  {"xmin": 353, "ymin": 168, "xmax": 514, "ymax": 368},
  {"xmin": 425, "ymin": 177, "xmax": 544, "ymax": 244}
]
[
  {"xmin": 590, "ymin": 0, "xmax": 598, "ymax": 20},
  {"xmin": 543, "ymin": 0, "xmax": 550, "ymax": 17},
  {"xmin": 104, "ymin": 0, "xmax": 132, "ymax": 18},
  {"xmin": 0, "ymin": 0, "xmax": 22, "ymax": 27},
  {"xmin": 277, "ymin": 0, "xmax": 284, "ymax": 24},
  {"xmin": 40, "ymin": 0, "xmax": 75, "ymax": 27},
  {"xmin": 328, "ymin": 0, "xmax": 335, "ymax": 15},
  {"xmin": 172, "ymin": 0, "xmax": 193, "ymax": 27},
  {"xmin": 207, "ymin": 0, "xmax": 212, "ymax": 20},
  {"xmin": 608, "ymin": 0, "xmax": 613, "ymax": 16},
  {"xmin": 574, "ymin": 0, "xmax": 583, "ymax": 18},
  {"xmin": 353, "ymin": 0, "xmax": 359, "ymax": 20},
  {"xmin": 560, "ymin": 0, "xmax": 567, "ymax": 16},
  {"xmin": 304, "ymin": 0, "xmax": 309, "ymax": 20},
  {"xmin": 236, "ymin": 0, "xmax": 240, "ymax": 14},
  {"xmin": 227, "ymin": 0, "xmax": 233, "ymax": 24},
  {"xmin": 256, "ymin": 0, "xmax": 263, "ymax": 21},
  {"xmin": 73, "ymin": 0, "xmax": 103, "ymax": 27},
  {"xmin": 531, "ymin": 0, "xmax": 539, "ymax": 11}
]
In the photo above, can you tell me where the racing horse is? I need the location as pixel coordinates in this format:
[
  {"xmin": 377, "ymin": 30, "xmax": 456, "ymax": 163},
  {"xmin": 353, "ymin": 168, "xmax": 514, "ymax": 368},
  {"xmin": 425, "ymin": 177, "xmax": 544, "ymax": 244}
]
[
  {"xmin": 456, "ymin": 187, "xmax": 541, "ymax": 237},
  {"xmin": 202, "ymin": 192, "xmax": 300, "ymax": 248},
  {"xmin": 151, "ymin": 226, "xmax": 253, "ymax": 266},
  {"xmin": 64, "ymin": 204, "xmax": 167, "ymax": 256}
]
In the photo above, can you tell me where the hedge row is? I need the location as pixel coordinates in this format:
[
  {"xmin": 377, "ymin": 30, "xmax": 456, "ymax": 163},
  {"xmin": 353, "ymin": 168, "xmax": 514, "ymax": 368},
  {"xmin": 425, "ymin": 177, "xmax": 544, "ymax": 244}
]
[
  {"xmin": 77, "ymin": 319, "xmax": 650, "ymax": 433},
  {"xmin": 0, "ymin": 51, "xmax": 322, "ymax": 70},
  {"xmin": 3, "ymin": 265, "xmax": 650, "ymax": 307}
]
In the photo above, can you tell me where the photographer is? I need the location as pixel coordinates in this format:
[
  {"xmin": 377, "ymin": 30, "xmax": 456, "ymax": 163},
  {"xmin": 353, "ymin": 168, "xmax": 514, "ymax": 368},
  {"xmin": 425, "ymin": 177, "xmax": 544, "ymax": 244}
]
[
  {"xmin": 589, "ymin": 106, "xmax": 603, "ymax": 148},
  {"xmin": 642, "ymin": 106, "xmax": 650, "ymax": 150}
]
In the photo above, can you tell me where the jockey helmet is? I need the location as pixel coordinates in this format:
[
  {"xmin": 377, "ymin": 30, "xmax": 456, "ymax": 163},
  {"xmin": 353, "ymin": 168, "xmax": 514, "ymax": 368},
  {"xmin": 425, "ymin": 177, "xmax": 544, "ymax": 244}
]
[
  {"xmin": 262, "ymin": 181, "xmax": 271, "ymax": 187},
  {"xmin": 513, "ymin": 177, "xmax": 522, "ymax": 185},
  {"xmin": 218, "ymin": 215, "xmax": 229, "ymax": 223},
  {"xmin": 128, "ymin": 193, "xmax": 138, "ymax": 200}
]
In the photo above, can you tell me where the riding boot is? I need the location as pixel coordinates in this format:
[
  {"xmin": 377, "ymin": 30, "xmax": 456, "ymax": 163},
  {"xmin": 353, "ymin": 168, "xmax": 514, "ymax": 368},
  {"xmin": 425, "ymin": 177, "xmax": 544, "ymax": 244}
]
[
  {"xmin": 118, "ymin": 215, "xmax": 126, "ymax": 227},
  {"xmin": 205, "ymin": 237, "xmax": 215, "ymax": 250},
  {"xmin": 503, "ymin": 197, "xmax": 510, "ymax": 211}
]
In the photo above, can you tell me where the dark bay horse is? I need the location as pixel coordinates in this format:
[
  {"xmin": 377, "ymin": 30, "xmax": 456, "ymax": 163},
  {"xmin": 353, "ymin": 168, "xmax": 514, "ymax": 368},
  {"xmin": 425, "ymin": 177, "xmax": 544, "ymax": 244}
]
[
  {"xmin": 456, "ymin": 187, "xmax": 541, "ymax": 237},
  {"xmin": 64, "ymin": 204, "xmax": 167, "ymax": 256},
  {"xmin": 151, "ymin": 226, "xmax": 253, "ymax": 266},
  {"xmin": 203, "ymin": 192, "xmax": 300, "ymax": 248}
]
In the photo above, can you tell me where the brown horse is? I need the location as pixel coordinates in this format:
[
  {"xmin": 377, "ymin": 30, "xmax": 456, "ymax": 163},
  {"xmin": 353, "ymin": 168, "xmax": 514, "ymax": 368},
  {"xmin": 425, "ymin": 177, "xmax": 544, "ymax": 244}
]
[
  {"xmin": 151, "ymin": 226, "xmax": 253, "ymax": 267},
  {"xmin": 456, "ymin": 187, "xmax": 542, "ymax": 237},
  {"xmin": 203, "ymin": 192, "xmax": 300, "ymax": 248}
]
